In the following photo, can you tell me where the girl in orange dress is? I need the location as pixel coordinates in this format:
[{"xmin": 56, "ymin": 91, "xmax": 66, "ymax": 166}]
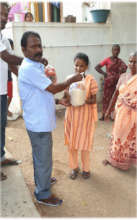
[
  {"xmin": 60, "ymin": 53, "xmax": 98, "ymax": 179},
  {"xmin": 103, "ymin": 52, "xmax": 137, "ymax": 170}
]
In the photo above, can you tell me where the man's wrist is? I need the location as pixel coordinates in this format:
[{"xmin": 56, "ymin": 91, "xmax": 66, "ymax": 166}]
[{"xmin": 66, "ymin": 78, "xmax": 72, "ymax": 86}]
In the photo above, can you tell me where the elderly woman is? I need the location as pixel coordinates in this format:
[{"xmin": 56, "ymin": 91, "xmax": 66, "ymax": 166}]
[
  {"xmin": 103, "ymin": 51, "xmax": 137, "ymax": 170},
  {"xmin": 95, "ymin": 44, "xmax": 127, "ymax": 120}
]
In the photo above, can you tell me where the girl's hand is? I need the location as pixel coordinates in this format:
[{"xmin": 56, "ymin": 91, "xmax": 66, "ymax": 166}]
[
  {"xmin": 85, "ymin": 98, "xmax": 92, "ymax": 104},
  {"xmin": 85, "ymin": 95, "xmax": 96, "ymax": 104}
]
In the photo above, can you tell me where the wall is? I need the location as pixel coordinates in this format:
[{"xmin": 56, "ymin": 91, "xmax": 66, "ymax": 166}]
[{"xmin": 2, "ymin": 2, "xmax": 136, "ymax": 109}]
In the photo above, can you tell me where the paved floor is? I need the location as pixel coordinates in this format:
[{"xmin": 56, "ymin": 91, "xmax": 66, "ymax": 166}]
[
  {"xmin": 2, "ymin": 112, "xmax": 137, "ymax": 217},
  {"xmin": 1, "ymin": 151, "xmax": 40, "ymax": 217}
]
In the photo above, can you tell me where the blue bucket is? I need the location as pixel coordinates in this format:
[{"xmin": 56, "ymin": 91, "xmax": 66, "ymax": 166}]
[{"xmin": 90, "ymin": 9, "xmax": 110, "ymax": 23}]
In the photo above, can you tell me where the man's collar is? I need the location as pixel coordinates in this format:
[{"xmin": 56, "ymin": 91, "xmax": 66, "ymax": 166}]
[{"xmin": 24, "ymin": 57, "xmax": 44, "ymax": 68}]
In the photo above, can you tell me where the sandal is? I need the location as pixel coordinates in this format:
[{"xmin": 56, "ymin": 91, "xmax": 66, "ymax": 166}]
[
  {"xmin": 70, "ymin": 168, "xmax": 80, "ymax": 180},
  {"xmin": 37, "ymin": 194, "xmax": 63, "ymax": 207},
  {"xmin": 0, "ymin": 172, "xmax": 7, "ymax": 181},
  {"xmin": 82, "ymin": 171, "xmax": 90, "ymax": 179},
  {"xmin": 99, "ymin": 116, "xmax": 104, "ymax": 121},
  {"xmin": 1, "ymin": 158, "xmax": 22, "ymax": 166}
]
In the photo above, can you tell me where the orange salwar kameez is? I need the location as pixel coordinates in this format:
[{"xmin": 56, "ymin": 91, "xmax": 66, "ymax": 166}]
[{"xmin": 64, "ymin": 74, "xmax": 98, "ymax": 171}]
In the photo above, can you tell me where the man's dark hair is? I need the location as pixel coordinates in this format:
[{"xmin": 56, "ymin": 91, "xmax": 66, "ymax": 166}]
[
  {"xmin": 112, "ymin": 44, "xmax": 120, "ymax": 50},
  {"xmin": 0, "ymin": 2, "xmax": 10, "ymax": 11},
  {"xmin": 21, "ymin": 31, "xmax": 41, "ymax": 48}
]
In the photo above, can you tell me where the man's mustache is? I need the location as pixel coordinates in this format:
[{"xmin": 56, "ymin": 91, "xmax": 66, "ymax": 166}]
[{"xmin": 34, "ymin": 52, "xmax": 42, "ymax": 57}]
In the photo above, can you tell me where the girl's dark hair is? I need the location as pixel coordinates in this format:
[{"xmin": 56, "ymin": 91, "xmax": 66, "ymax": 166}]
[
  {"xmin": 21, "ymin": 31, "xmax": 41, "ymax": 48},
  {"xmin": 24, "ymin": 12, "xmax": 33, "ymax": 21},
  {"xmin": 74, "ymin": 52, "xmax": 89, "ymax": 66},
  {"xmin": 112, "ymin": 44, "xmax": 120, "ymax": 50}
]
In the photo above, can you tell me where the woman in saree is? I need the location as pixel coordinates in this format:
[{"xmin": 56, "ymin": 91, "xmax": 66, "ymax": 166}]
[
  {"xmin": 95, "ymin": 44, "xmax": 127, "ymax": 120},
  {"xmin": 103, "ymin": 51, "xmax": 137, "ymax": 170}
]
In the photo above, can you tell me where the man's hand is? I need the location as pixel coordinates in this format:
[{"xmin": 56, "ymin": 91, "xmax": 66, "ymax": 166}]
[
  {"xmin": 9, "ymin": 65, "xmax": 18, "ymax": 76},
  {"xmin": 67, "ymin": 73, "xmax": 83, "ymax": 84},
  {"xmin": 40, "ymin": 58, "xmax": 48, "ymax": 66}
]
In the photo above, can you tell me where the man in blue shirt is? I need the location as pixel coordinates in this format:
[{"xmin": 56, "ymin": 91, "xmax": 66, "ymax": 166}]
[{"xmin": 18, "ymin": 31, "xmax": 82, "ymax": 207}]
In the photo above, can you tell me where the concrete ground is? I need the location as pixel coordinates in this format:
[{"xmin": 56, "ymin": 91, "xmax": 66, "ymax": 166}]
[
  {"xmin": 1, "ymin": 151, "xmax": 40, "ymax": 217},
  {"xmin": 1, "ymin": 110, "xmax": 137, "ymax": 217}
]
